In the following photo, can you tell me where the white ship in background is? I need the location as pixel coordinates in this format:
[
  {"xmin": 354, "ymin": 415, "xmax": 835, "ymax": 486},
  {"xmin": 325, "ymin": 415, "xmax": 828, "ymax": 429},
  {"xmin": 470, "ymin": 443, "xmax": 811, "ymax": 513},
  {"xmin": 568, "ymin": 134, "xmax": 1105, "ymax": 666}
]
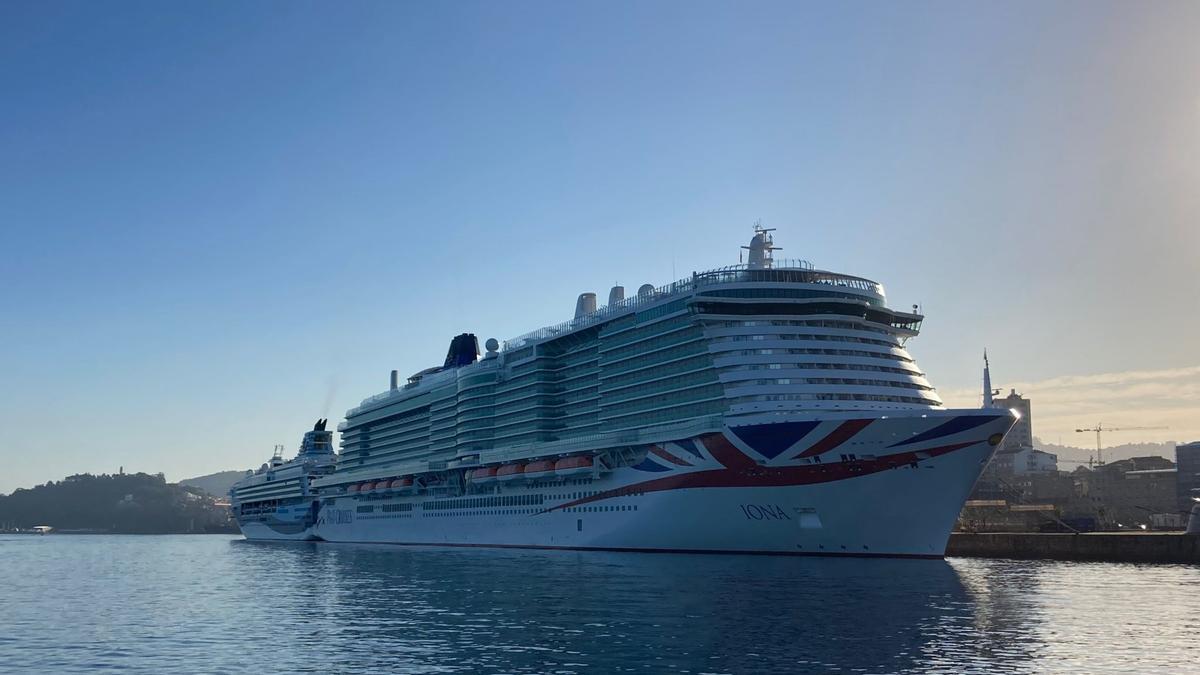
[
  {"xmin": 229, "ymin": 420, "xmax": 336, "ymax": 541},
  {"xmin": 232, "ymin": 228, "xmax": 1015, "ymax": 557}
]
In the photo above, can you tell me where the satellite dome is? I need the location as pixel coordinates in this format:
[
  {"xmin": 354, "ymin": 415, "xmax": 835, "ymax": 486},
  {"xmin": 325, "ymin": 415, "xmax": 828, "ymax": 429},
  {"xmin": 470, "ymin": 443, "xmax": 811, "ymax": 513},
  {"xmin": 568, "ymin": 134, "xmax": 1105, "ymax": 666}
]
[
  {"xmin": 637, "ymin": 284, "xmax": 655, "ymax": 298},
  {"xmin": 485, "ymin": 338, "xmax": 499, "ymax": 352}
]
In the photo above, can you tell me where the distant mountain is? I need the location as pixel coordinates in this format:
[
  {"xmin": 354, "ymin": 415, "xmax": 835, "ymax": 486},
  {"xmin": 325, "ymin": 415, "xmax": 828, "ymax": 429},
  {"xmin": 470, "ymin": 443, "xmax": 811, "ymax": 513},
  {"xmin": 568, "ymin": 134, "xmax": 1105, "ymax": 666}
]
[
  {"xmin": 1034, "ymin": 437, "xmax": 1181, "ymax": 468},
  {"xmin": 179, "ymin": 470, "xmax": 246, "ymax": 498},
  {"xmin": 0, "ymin": 472, "xmax": 236, "ymax": 533}
]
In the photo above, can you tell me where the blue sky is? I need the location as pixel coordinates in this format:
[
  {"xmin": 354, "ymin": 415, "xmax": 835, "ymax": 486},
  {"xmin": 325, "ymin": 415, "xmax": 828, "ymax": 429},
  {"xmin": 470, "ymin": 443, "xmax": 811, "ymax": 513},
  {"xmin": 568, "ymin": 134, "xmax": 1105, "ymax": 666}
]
[{"xmin": 2, "ymin": 1, "xmax": 1198, "ymax": 492}]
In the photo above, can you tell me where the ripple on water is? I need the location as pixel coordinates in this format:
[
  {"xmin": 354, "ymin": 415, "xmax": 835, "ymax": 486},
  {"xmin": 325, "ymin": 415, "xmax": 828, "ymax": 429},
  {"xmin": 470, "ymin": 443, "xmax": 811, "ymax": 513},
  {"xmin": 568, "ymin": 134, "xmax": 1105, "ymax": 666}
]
[{"xmin": 0, "ymin": 535, "xmax": 1197, "ymax": 674}]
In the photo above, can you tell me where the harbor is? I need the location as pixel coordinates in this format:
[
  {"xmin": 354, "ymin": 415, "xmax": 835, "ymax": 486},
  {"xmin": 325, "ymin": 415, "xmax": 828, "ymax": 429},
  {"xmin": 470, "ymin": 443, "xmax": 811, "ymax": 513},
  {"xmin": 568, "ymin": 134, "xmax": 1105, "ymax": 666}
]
[
  {"xmin": 4, "ymin": 3, "xmax": 1199, "ymax": 674},
  {"xmin": 948, "ymin": 532, "xmax": 1200, "ymax": 564}
]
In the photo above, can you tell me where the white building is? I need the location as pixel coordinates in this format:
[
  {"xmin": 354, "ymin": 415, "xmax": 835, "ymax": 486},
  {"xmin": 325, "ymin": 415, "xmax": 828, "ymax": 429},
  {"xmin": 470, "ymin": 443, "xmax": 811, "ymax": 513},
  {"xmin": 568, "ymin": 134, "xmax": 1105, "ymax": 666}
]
[
  {"xmin": 994, "ymin": 389, "xmax": 1032, "ymax": 453},
  {"xmin": 1011, "ymin": 447, "xmax": 1058, "ymax": 474},
  {"xmin": 982, "ymin": 356, "xmax": 1052, "ymax": 475}
]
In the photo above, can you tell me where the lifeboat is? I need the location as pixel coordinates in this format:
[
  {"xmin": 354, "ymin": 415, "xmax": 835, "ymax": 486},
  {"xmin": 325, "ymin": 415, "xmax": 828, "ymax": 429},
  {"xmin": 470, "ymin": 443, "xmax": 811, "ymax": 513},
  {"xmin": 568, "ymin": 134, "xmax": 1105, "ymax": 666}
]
[
  {"xmin": 523, "ymin": 459, "xmax": 556, "ymax": 481},
  {"xmin": 373, "ymin": 479, "xmax": 393, "ymax": 494},
  {"xmin": 496, "ymin": 463, "xmax": 526, "ymax": 483},
  {"xmin": 469, "ymin": 467, "xmax": 498, "ymax": 485},
  {"xmin": 554, "ymin": 455, "xmax": 594, "ymax": 477},
  {"xmin": 390, "ymin": 476, "xmax": 414, "ymax": 494},
  {"xmin": 346, "ymin": 483, "xmax": 361, "ymax": 493},
  {"xmin": 360, "ymin": 481, "xmax": 376, "ymax": 493}
]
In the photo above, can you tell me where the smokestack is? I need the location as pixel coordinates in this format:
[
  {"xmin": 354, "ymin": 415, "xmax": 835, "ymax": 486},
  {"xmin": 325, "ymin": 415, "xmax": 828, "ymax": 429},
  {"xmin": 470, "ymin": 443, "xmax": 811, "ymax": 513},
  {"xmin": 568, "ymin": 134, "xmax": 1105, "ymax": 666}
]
[
  {"xmin": 608, "ymin": 285, "xmax": 625, "ymax": 306},
  {"xmin": 390, "ymin": 369, "xmax": 398, "ymax": 391},
  {"xmin": 574, "ymin": 292, "xmax": 597, "ymax": 319}
]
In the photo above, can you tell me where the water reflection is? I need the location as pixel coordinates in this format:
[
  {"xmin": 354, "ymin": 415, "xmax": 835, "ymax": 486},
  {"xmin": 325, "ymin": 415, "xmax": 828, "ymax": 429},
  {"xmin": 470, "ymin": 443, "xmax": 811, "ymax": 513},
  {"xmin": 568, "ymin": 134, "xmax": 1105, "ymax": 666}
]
[
  {"xmin": 231, "ymin": 540, "xmax": 1032, "ymax": 674},
  {"xmin": 5, "ymin": 535, "xmax": 1194, "ymax": 674}
]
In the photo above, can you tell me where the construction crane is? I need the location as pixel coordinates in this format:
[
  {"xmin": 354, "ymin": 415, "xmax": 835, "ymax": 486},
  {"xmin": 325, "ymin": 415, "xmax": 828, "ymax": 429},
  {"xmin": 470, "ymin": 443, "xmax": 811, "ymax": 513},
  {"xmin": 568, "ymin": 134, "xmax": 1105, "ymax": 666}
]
[{"xmin": 1075, "ymin": 423, "xmax": 1168, "ymax": 467}]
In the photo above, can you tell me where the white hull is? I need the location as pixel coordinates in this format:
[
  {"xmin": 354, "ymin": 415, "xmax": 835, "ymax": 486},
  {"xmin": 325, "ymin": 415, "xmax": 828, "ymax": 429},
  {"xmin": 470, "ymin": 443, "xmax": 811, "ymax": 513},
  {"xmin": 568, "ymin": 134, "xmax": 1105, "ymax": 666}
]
[
  {"xmin": 238, "ymin": 522, "xmax": 315, "ymax": 541},
  {"xmin": 310, "ymin": 410, "xmax": 1013, "ymax": 557},
  {"xmin": 234, "ymin": 503, "xmax": 317, "ymax": 541}
]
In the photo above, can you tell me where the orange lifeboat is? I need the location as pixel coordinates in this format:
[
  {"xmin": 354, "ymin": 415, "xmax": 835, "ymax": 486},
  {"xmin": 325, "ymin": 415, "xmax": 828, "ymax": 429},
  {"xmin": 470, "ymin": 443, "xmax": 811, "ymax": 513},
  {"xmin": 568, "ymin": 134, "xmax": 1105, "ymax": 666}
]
[
  {"xmin": 496, "ymin": 463, "xmax": 526, "ymax": 483},
  {"xmin": 346, "ymin": 483, "xmax": 361, "ymax": 493},
  {"xmin": 554, "ymin": 455, "xmax": 594, "ymax": 477},
  {"xmin": 374, "ymin": 479, "xmax": 394, "ymax": 494},
  {"xmin": 360, "ymin": 481, "xmax": 377, "ymax": 492},
  {"xmin": 523, "ymin": 459, "xmax": 556, "ymax": 481},
  {"xmin": 390, "ymin": 476, "xmax": 414, "ymax": 494},
  {"xmin": 469, "ymin": 467, "xmax": 498, "ymax": 485}
]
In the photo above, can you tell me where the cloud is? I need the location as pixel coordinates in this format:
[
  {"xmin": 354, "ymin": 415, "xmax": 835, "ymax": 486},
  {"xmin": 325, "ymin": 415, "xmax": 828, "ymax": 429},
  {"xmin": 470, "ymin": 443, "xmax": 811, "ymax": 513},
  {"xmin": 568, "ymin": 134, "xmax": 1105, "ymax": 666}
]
[{"xmin": 940, "ymin": 365, "xmax": 1200, "ymax": 447}]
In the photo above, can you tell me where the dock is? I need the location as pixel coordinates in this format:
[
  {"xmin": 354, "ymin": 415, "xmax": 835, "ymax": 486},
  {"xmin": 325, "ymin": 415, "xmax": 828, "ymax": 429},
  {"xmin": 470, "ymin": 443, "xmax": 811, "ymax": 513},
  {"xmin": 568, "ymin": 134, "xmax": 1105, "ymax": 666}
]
[{"xmin": 947, "ymin": 532, "xmax": 1200, "ymax": 563}]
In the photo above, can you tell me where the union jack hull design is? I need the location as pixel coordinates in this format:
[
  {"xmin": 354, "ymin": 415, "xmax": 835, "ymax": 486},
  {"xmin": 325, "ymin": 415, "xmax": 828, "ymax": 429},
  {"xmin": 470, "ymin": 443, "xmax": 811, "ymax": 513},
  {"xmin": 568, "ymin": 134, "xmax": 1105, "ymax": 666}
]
[{"xmin": 311, "ymin": 409, "xmax": 1015, "ymax": 558}]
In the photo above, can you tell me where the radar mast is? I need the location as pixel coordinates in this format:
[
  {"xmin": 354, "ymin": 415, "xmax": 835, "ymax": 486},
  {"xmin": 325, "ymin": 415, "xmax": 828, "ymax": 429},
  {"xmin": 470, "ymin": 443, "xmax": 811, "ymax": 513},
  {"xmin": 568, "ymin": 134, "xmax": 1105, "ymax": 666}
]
[{"xmin": 742, "ymin": 221, "xmax": 781, "ymax": 269}]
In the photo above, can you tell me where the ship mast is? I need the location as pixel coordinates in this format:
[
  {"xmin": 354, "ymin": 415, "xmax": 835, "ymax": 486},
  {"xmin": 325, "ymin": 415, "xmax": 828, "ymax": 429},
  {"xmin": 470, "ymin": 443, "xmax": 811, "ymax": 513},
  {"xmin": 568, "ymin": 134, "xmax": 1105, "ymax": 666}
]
[
  {"xmin": 742, "ymin": 222, "xmax": 781, "ymax": 270},
  {"xmin": 982, "ymin": 350, "xmax": 994, "ymax": 408}
]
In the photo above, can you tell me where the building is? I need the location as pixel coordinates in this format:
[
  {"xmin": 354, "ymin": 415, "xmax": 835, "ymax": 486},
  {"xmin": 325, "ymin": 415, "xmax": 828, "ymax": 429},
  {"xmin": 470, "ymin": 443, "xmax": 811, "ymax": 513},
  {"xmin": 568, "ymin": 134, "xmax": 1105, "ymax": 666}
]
[
  {"xmin": 1072, "ymin": 456, "xmax": 1178, "ymax": 528},
  {"xmin": 979, "ymin": 377, "xmax": 1039, "ymax": 477},
  {"xmin": 984, "ymin": 446, "xmax": 1056, "ymax": 476},
  {"xmin": 968, "ymin": 357, "xmax": 1060, "ymax": 525},
  {"xmin": 993, "ymin": 389, "xmax": 1032, "ymax": 453},
  {"xmin": 1010, "ymin": 446, "xmax": 1058, "ymax": 474},
  {"xmin": 1176, "ymin": 441, "xmax": 1200, "ymax": 513}
]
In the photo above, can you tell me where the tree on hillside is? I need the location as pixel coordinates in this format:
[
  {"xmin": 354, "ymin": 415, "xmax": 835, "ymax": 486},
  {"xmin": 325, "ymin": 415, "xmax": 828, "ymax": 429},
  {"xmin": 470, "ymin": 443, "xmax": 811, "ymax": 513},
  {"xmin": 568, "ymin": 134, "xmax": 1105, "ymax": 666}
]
[{"xmin": 0, "ymin": 473, "xmax": 235, "ymax": 533}]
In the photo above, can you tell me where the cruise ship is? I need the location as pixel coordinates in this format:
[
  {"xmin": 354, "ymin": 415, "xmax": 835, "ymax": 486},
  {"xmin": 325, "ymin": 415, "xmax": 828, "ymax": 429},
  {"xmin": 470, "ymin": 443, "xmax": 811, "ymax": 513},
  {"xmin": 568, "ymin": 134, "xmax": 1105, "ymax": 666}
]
[
  {"xmin": 229, "ymin": 420, "xmax": 336, "ymax": 540},
  {"xmin": 232, "ymin": 228, "xmax": 1015, "ymax": 557}
]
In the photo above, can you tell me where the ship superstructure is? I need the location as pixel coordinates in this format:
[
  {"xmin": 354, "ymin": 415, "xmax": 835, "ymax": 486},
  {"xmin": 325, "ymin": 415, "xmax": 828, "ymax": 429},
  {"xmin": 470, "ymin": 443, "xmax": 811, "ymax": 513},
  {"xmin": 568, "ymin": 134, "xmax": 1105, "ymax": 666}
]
[
  {"xmin": 229, "ymin": 419, "xmax": 336, "ymax": 540},
  {"xmin": 234, "ymin": 228, "xmax": 1015, "ymax": 556},
  {"xmin": 329, "ymin": 228, "xmax": 937, "ymax": 480}
]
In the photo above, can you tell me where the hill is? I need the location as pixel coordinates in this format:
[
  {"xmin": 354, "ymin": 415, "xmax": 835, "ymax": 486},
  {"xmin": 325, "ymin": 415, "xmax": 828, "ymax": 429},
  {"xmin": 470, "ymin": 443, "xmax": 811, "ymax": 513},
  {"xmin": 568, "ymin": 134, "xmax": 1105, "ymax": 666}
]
[
  {"xmin": 180, "ymin": 470, "xmax": 246, "ymax": 497},
  {"xmin": 0, "ymin": 472, "xmax": 236, "ymax": 534},
  {"xmin": 1034, "ymin": 438, "xmax": 1181, "ymax": 468}
]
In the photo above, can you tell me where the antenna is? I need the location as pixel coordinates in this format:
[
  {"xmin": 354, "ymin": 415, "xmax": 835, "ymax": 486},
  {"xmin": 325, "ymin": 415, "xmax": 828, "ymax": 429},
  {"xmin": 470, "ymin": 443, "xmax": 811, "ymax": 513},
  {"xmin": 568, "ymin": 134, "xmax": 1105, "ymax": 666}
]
[
  {"xmin": 982, "ymin": 350, "xmax": 993, "ymax": 408},
  {"xmin": 742, "ymin": 221, "xmax": 781, "ymax": 269}
]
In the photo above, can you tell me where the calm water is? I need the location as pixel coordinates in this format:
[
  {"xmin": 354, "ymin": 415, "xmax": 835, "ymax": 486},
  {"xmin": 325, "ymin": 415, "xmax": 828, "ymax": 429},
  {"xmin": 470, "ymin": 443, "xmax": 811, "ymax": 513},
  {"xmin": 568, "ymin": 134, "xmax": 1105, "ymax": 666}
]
[{"xmin": 1, "ymin": 535, "xmax": 1197, "ymax": 674}]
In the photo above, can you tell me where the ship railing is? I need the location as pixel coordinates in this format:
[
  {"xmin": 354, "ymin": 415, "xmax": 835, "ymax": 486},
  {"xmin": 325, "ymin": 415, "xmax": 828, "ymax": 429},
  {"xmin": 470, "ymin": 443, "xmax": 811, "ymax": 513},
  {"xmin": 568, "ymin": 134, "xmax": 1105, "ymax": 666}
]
[
  {"xmin": 347, "ymin": 366, "xmax": 458, "ymax": 416},
  {"xmin": 356, "ymin": 389, "xmax": 401, "ymax": 408},
  {"xmin": 476, "ymin": 416, "xmax": 725, "ymax": 465},
  {"xmin": 312, "ymin": 417, "xmax": 727, "ymax": 490},
  {"xmin": 502, "ymin": 262, "xmax": 882, "ymax": 350},
  {"xmin": 502, "ymin": 276, "xmax": 698, "ymax": 350},
  {"xmin": 313, "ymin": 456, "xmax": 457, "ymax": 489}
]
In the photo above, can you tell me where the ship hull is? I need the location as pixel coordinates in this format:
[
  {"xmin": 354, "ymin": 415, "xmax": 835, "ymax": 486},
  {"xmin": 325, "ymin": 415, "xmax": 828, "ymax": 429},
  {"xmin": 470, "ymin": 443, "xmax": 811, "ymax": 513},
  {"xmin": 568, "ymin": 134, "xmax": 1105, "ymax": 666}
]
[
  {"xmin": 311, "ymin": 410, "xmax": 1014, "ymax": 557},
  {"xmin": 234, "ymin": 501, "xmax": 318, "ymax": 541}
]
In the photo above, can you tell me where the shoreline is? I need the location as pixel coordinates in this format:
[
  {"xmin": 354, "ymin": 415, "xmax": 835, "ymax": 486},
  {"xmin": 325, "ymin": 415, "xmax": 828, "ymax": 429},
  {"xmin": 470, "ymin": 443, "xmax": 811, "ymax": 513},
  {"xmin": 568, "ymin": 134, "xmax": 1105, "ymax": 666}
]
[{"xmin": 947, "ymin": 532, "xmax": 1200, "ymax": 563}]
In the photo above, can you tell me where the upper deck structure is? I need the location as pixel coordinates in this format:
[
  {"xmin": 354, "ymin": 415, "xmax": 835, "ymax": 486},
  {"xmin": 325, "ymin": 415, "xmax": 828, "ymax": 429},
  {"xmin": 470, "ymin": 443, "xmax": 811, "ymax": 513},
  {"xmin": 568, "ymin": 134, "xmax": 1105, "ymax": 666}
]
[{"xmin": 322, "ymin": 227, "xmax": 940, "ymax": 490}]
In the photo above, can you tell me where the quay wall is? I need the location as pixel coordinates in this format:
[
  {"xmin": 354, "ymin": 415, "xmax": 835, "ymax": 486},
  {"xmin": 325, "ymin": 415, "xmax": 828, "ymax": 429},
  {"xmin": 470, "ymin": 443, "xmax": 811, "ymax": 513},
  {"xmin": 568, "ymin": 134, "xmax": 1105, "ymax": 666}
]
[{"xmin": 947, "ymin": 533, "xmax": 1200, "ymax": 564}]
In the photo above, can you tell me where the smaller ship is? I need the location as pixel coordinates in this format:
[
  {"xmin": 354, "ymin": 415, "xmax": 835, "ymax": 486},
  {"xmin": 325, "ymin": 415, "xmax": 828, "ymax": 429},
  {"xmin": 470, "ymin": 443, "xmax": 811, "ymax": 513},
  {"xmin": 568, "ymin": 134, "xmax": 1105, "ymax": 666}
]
[{"xmin": 229, "ymin": 419, "xmax": 337, "ymax": 540}]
